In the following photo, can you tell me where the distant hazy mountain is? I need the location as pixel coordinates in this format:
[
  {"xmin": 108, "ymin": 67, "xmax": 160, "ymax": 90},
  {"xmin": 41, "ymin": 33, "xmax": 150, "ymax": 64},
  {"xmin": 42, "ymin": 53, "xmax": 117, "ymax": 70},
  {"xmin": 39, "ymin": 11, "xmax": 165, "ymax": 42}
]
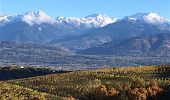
[
  {"xmin": 53, "ymin": 13, "xmax": 170, "ymax": 51},
  {"xmin": 0, "ymin": 41, "xmax": 71, "ymax": 64},
  {"xmin": 78, "ymin": 33, "xmax": 170, "ymax": 57},
  {"xmin": 0, "ymin": 10, "xmax": 116, "ymax": 43}
]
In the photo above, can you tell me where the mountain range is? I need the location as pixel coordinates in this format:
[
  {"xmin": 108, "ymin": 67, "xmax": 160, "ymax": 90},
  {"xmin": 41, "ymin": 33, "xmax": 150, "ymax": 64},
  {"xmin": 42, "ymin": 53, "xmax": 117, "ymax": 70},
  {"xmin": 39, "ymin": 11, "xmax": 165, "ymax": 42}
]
[
  {"xmin": 78, "ymin": 33, "xmax": 170, "ymax": 57},
  {"xmin": 0, "ymin": 10, "xmax": 117, "ymax": 43},
  {"xmin": 1, "ymin": 11, "xmax": 169, "ymax": 44},
  {"xmin": 0, "ymin": 11, "xmax": 170, "ymax": 67},
  {"xmin": 0, "ymin": 11, "xmax": 170, "ymax": 57},
  {"xmin": 52, "ymin": 13, "xmax": 170, "ymax": 51},
  {"xmin": 0, "ymin": 11, "xmax": 116, "ymax": 27}
]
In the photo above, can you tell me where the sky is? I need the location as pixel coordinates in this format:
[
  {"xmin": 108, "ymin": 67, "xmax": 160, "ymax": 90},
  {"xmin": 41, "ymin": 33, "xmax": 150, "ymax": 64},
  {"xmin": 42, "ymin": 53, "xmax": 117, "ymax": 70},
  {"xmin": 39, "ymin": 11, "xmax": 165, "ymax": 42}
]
[{"xmin": 0, "ymin": 0, "xmax": 170, "ymax": 19}]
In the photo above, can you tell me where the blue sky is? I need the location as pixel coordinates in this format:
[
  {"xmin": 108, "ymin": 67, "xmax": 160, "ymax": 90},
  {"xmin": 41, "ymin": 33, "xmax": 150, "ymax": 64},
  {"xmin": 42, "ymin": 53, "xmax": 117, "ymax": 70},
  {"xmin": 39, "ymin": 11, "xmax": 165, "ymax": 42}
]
[{"xmin": 0, "ymin": 0, "xmax": 169, "ymax": 19}]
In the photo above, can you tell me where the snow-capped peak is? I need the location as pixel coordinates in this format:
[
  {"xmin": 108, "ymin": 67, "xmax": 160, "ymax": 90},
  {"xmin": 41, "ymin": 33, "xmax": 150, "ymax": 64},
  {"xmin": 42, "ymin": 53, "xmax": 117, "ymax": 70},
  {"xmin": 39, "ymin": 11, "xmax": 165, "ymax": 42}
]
[
  {"xmin": 0, "ymin": 14, "xmax": 9, "ymax": 23},
  {"xmin": 125, "ymin": 12, "xmax": 170, "ymax": 24},
  {"xmin": 22, "ymin": 10, "xmax": 55, "ymax": 25},
  {"xmin": 55, "ymin": 13, "xmax": 117, "ymax": 27},
  {"xmin": 0, "ymin": 11, "xmax": 117, "ymax": 27},
  {"xmin": 144, "ymin": 13, "xmax": 168, "ymax": 23},
  {"xmin": 85, "ymin": 13, "xmax": 117, "ymax": 27}
]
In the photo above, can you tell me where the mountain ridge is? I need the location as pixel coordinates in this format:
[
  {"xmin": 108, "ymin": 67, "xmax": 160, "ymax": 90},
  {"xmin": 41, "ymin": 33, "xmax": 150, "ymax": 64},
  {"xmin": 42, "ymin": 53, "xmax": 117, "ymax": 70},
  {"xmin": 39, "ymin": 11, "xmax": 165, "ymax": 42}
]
[
  {"xmin": 53, "ymin": 19, "xmax": 170, "ymax": 51},
  {"xmin": 0, "ymin": 11, "xmax": 170, "ymax": 50},
  {"xmin": 0, "ymin": 10, "xmax": 116, "ymax": 27},
  {"xmin": 77, "ymin": 33, "xmax": 170, "ymax": 57}
]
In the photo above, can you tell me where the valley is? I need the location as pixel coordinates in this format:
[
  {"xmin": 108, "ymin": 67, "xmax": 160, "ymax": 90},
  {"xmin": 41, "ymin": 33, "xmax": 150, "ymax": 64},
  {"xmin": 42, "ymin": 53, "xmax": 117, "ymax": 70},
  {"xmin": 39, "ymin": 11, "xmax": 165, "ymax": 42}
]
[
  {"xmin": 0, "ymin": 7, "xmax": 170, "ymax": 100},
  {"xmin": 0, "ymin": 41, "xmax": 170, "ymax": 70},
  {"xmin": 0, "ymin": 11, "xmax": 170, "ymax": 69}
]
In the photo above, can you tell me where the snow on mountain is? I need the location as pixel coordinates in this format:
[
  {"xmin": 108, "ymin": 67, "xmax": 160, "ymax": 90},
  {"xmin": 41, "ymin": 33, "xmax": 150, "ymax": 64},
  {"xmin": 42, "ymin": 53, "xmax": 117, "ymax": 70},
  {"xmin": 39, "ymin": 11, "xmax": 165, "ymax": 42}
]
[
  {"xmin": 125, "ymin": 13, "xmax": 170, "ymax": 24},
  {"xmin": 0, "ymin": 11, "xmax": 116, "ymax": 27},
  {"xmin": 0, "ymin": 11, "xmax": 55, "ymax": 26},
  {"xmin": 55, "ymin": 13, "xmax": 117, "ymax": 27},
  {"xmin": 84, "ymin": 14, "xmax": 117, "ymax": 27},
  {"xmin": 22, "ymin": 10, "xmax": 55, "ymax": 25},
  {"xmin": 0, "ymin": 14, "xmax": 9, "ymax": 24},
  {"xmin": 0, "ymin": 11, "xmax": 169, "ymax": 27},
  {"xmin": 144, "ymin": 13, "xmax": 169, "ymax": 24},
  {"xmin": 55, "ymin": 16, "xmax": 84, "ymax": 26}
]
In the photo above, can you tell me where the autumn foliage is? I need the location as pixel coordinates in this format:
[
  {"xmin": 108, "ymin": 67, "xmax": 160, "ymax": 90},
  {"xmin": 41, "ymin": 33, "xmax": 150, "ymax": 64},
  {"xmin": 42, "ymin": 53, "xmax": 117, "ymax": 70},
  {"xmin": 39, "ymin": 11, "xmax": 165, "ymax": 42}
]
[{"xmin": 3, "ymin": 65, "xmax": 170, "ymax": 100}]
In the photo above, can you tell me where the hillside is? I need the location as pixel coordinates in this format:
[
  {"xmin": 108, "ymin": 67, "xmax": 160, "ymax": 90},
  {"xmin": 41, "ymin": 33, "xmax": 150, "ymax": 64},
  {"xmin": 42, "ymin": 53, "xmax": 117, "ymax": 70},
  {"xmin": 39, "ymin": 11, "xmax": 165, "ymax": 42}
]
[
  {"xmin": 52, "ymin": 13, "xmax": 170, "ymax": 51},
  {"xmin": 0, "ymin": 82, "xmax": 64, "ymax": 100},
  {"xmin": 78, "ymin": 33, "xmax": 170, "ymax": 57},
  {"xmin": 7, "ymin": 65, "xmax": 170, "ymax": 100},
  {"xmin": 0, "ymin": 82, "xmax": 46, "ymax": 100}
]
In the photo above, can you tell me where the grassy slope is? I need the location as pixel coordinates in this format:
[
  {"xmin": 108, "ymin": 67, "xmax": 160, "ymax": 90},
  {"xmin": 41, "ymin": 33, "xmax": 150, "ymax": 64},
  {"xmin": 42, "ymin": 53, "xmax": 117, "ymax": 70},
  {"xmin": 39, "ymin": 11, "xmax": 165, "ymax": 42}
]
[
  {"xmin": 0, "ymin": 82, "xmax": 47, "ymax": 100},
  {"xmin": 0, "ymin": 82, "xmax": 64, "ymax": 100},
  {"xmin": 7, "ymin": 65, "xmax": 170, "ymax": 100}
]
